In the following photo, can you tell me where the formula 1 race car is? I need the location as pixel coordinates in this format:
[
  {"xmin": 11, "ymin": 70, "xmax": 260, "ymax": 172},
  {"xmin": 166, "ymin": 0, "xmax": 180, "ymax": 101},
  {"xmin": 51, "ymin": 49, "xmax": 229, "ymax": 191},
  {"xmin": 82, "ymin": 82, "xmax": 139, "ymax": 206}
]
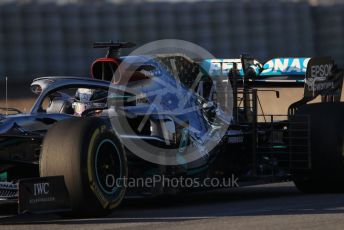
[{"xmin": 0, "ymin": 42, "xmax": 343, "ymax": 216}]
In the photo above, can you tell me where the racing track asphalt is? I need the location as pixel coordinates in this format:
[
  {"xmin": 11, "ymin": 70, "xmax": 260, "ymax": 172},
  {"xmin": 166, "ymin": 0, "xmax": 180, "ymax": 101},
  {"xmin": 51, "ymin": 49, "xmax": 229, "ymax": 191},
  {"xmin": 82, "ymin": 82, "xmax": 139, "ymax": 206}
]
[{"xmin": 1, "ymin": 182, "xmax": 344, "ymax": 230}]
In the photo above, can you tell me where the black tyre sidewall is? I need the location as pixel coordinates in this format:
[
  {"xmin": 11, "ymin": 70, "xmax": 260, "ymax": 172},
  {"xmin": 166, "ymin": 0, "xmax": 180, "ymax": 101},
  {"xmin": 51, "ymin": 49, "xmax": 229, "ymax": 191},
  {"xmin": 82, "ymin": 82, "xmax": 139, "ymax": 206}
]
[{"xmin": 40, "ymin": 117, "xmax": 127, "ymax": 215}]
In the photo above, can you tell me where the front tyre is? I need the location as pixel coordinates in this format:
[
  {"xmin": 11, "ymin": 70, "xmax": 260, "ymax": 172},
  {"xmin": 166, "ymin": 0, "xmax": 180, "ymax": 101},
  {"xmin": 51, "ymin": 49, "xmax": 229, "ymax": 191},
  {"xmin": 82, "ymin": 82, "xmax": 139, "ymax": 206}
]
[{"xmin": 40, "ymin": 117, "xmax": 127, "ymax": 216}]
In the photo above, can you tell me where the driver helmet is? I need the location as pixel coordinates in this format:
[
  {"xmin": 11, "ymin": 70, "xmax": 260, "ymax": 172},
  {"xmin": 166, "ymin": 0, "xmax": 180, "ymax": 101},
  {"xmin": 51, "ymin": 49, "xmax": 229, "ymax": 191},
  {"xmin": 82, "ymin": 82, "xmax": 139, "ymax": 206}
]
[{"xmin": 72, "ymin": 88, "xmax": 107, "ymax": 116}]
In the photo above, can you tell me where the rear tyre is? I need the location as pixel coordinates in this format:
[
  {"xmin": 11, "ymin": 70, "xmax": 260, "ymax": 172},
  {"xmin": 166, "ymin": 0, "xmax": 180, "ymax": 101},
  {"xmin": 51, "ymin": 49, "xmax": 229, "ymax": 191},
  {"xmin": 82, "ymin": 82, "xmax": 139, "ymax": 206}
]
[
  {"xmin": 40, "ymin": 117, "xmax": 127, "ymax": 216},
  {"xmin": 292, "ymin": 103, "xmax": 344, "ymax": 193}
]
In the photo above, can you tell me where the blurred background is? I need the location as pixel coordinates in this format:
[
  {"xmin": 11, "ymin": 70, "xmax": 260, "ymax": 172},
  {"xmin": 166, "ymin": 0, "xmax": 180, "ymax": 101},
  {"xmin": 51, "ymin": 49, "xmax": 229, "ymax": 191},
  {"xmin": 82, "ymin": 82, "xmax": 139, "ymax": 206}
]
[
  {"xmin": 0, "ymin": 0, "xmax": 343, "ymax": 112},
  {"xmin": 1, "ymin": 0, "xmax": 344, "ymax": 82}
]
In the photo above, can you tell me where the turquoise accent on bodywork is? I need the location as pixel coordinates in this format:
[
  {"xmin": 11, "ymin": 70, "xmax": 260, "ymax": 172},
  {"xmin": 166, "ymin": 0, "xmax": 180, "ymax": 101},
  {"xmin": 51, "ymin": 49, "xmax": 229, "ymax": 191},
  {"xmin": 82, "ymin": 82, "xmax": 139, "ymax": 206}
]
[
  {"xmin": 260, "ymin": 58, "xmax": 310, "ymax": 76},
  {"xmin": 0, "ymin": 172, "xmax": 7, "ymax": 181},
  {"xmin": 200, "ymin": 58, "xmax": 256, "ymax": 77},
  {"xmin": 272, "ymin": 145, "xmax": 287, "ymax": 149},
  {"xmin": 200, "ymin": 57, "xmax": 311, "ymax": 80}
]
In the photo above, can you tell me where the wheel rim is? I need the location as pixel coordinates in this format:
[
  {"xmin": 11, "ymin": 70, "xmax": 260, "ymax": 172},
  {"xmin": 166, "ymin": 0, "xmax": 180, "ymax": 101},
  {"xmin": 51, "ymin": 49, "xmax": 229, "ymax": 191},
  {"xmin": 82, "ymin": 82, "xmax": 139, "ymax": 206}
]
[{"xmin": 95, "ymin": 139, "xmax": 122, "ymax": 195}]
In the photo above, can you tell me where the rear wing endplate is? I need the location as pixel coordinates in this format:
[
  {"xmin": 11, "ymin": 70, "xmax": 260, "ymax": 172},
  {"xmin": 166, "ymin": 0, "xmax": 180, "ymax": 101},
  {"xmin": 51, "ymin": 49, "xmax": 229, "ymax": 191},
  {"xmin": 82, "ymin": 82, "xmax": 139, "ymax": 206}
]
[{"xmin": 289, "ymin": 57, "xmax": 344, "ymax": 115}]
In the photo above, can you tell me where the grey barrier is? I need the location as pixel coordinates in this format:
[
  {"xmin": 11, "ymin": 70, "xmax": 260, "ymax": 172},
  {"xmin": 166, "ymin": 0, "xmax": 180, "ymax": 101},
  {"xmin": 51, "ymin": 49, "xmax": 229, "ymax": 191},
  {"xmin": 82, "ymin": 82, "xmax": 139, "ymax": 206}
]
[{"xmin": 0, "ymin": 0, "xmax": 342, "ymax": 83}]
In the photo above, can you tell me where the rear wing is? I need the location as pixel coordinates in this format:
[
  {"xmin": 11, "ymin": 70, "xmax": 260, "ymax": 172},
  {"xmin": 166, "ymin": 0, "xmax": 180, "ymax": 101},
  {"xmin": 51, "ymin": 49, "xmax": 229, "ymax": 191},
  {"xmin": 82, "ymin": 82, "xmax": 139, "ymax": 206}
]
[
  {"xmin": 303, "ymin": 57, "xmax": 343, "ymax": 101},
  {"xmin": 288, "ymin": 57, "xmax": 343, "ymax": 115},
  {"xmin": 200, "ymin": 57, "xmax": 310, "ymax": 84}
]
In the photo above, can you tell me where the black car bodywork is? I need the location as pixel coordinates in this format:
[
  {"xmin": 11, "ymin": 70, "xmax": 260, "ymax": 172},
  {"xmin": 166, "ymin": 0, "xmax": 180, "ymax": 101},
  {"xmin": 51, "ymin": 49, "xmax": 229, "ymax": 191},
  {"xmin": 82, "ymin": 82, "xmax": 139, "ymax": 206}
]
[{"xmin": 0, "ymin": 50, "xmax": 343, "ymax": 215}]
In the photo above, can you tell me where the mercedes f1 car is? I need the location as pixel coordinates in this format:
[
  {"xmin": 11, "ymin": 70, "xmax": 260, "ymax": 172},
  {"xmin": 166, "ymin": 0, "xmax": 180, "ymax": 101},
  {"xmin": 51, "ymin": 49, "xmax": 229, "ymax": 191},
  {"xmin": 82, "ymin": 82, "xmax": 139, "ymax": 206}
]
[{"xmin": 0, "ymin": 42, "xmax": 343, "ymax": 216}]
